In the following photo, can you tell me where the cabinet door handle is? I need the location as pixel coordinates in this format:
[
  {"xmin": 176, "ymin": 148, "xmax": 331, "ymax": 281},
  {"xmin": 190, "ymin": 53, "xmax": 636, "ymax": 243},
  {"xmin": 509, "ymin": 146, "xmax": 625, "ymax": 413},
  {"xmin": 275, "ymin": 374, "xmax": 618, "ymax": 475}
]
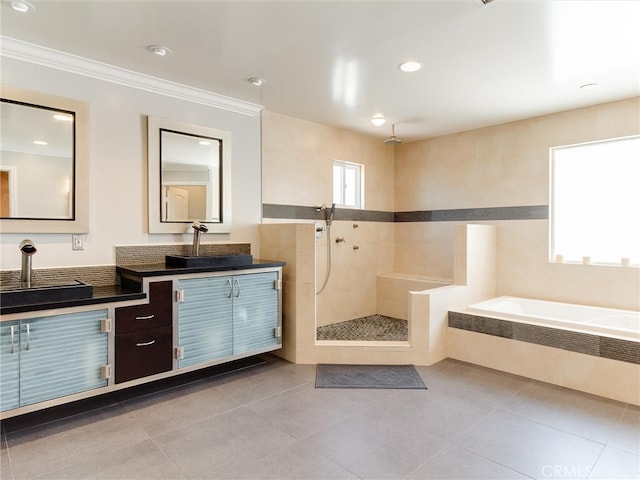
[
  {"xmin": 10, "ymin": 325, "xmax": 15, "ymax": 354},
  {"xmin": 135, "ymin": 314, "xmax": 155, "ymax": 320},
  {"xmin": 234, "ymin": 278, "xmax": 240, "ymax": 298},
  {"xmin": 136, "ymin": 340, "xmax": 156, "ymax": 347},
  {"xmin": 25, "ymin": 323, "xmax": 31, "ymax": 351},
  {"xmin": 227, "ymin": 279, "xmax": 233, "ymax": 298}
]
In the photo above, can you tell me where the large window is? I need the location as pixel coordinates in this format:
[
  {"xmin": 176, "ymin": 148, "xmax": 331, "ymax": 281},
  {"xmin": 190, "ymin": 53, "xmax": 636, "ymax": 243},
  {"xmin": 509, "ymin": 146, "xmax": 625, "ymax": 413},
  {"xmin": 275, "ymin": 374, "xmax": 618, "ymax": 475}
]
[
  {"xmin": 333, "ymin": 160, "xmax": 364, "ymax": 209},
  {"xmin": 550, "ymin": 135, "xmax": 639, "ymax": 266}
]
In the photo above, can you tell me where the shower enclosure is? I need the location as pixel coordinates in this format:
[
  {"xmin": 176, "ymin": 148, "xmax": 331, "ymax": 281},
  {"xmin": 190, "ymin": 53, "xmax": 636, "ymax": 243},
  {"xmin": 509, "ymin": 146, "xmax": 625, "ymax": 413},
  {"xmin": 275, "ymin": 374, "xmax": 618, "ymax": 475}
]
[{"xmin": 313, "ymin": 212, "xmax": 404, "ymax": 341}]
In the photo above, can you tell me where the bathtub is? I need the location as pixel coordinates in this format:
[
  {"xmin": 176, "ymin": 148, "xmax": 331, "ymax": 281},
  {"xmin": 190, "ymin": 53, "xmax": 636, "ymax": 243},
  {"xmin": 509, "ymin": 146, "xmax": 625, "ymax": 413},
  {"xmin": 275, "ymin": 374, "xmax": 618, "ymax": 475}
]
[
  {"xmin": 464, "ymin": 296, "xmax": 639, "ymax": 342},
  {"xmin": 448, "ymin": 296, "xmax": 640, "ymax": 404}
]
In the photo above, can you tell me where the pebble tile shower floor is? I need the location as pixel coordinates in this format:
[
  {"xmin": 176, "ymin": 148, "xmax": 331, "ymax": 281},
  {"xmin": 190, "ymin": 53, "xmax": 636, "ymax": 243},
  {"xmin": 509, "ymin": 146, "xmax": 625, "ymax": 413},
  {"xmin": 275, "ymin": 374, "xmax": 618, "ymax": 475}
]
[
  {"xmin": 1, "ymin": 354, "xmax": 638, "ymax": 480},
  {"xmin": 316, "ymin": 314, "xmax": 408, "ymax": 341}
]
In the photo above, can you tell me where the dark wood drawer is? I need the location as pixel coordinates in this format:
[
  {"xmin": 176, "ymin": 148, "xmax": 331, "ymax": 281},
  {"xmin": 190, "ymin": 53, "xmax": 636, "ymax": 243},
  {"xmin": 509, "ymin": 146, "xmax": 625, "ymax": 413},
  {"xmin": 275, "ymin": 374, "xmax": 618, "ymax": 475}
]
[
  {"xmin": 115, "ymin": 326, "xmax": 173, "ymax": 384},
  {"xmin": 115, "ymin": 281, "xmax": 172, "ymax": 333}
]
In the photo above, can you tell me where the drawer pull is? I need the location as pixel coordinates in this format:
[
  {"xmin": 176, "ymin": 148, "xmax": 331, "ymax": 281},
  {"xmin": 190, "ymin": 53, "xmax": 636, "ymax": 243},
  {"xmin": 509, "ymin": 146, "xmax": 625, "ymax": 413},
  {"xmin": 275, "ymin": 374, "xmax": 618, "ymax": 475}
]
[
  {"xmin": 136, "ymin": 340, "xmax": 156, "ymax": 347},
  {"xmin": 135, "ymin": 314, "xmax": 155, "ymax": 320}
]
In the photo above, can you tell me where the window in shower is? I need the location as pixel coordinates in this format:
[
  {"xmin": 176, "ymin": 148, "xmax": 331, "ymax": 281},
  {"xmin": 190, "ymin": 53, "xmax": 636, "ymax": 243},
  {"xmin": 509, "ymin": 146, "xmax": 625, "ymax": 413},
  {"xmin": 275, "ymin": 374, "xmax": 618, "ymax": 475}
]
[
  {"xmin": 550, "ymin": 135, "xmax": 639, "ymax": 266},
  {"xmin": 333, "ymin": 160, "xmax": 364, "ymax": 209}
]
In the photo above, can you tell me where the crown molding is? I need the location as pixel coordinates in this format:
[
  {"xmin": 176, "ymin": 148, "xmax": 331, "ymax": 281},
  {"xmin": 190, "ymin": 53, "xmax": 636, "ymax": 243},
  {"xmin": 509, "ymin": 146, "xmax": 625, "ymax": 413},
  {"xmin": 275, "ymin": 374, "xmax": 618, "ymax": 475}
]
[{"xmin": 0, "ymin": 36, "xmax": 263, "ymax": 117}]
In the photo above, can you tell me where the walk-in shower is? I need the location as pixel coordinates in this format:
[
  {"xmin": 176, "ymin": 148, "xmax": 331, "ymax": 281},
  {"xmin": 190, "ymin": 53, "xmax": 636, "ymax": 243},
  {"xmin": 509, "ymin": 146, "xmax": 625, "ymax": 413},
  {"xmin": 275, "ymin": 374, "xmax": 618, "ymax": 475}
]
[{"xmin": 313, "ymin": 209, "xmax": 411, "ymax": 342}]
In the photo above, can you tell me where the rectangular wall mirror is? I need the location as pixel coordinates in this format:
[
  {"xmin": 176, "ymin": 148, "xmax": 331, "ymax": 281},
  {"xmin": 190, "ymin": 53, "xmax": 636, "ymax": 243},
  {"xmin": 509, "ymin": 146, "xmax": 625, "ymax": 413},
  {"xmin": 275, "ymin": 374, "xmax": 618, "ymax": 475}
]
[
  {"xmin": 0, "ymin": 86, "xmax": 89, "ymax": 233},
  {"xmin": 148, "ymin": 116, "xmax": 231, "ymax": 234}
]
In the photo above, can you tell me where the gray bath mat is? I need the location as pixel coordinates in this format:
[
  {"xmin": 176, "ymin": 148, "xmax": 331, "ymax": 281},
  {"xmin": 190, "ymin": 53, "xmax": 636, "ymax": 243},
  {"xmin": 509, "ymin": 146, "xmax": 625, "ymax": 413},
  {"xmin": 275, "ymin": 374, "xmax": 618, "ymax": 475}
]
[{"xmin": 315, "ymin": 364, "xmax": 427, "ymax": 389}]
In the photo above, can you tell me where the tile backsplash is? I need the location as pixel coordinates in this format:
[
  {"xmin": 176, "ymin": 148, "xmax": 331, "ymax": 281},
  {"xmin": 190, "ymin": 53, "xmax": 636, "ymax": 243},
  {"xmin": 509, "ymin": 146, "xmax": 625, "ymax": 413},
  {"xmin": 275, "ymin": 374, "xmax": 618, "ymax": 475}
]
[{"xmin": 115, "ymin": 243, "xmax": 251, "ymax": 266}]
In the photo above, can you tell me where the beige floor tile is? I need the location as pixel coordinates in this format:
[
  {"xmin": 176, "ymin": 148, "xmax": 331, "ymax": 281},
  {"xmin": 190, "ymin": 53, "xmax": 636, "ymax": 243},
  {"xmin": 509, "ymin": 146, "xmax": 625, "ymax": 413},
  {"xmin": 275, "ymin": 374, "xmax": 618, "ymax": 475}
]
[
  {"xmin": 5, "ymin": 405, "xmax": 150, "ymax": 479},
  {"xmin": 120, "ymin": 380, "xmax": 240, "ymax": 437},
  {"xmin": 35, "ymin": 439, "xmax": 183, "ymax": 480},
  {"xmin": 458, "ymin": 410, "xmax": 605, "ymax": 479},
  {"xmin": 153, "ymin": 406, "xmax": 297, "ymax": 479},
  {"xmin": 405, "ymin": 444, "xmax": 530, "ymax": 479}
]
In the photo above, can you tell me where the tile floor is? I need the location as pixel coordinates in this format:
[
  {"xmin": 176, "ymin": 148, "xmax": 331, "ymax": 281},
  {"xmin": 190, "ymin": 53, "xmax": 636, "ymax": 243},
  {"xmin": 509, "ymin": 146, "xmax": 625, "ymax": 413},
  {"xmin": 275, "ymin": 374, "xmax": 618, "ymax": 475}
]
[{"xmin": 1, "ymin": 354, "xmax": 638, "ymax": 480}]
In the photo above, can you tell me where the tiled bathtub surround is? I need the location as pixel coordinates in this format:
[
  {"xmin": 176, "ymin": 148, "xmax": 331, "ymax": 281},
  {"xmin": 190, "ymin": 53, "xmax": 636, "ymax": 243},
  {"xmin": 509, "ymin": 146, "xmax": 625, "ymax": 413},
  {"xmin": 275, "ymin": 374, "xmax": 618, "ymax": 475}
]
[
  {"xmin": 115, "ymin": 243, "xmax": 251, "ymax": 265},
  {"xmin": 448, "ymin": 311, "xmax": 640, "ymax": 365}
]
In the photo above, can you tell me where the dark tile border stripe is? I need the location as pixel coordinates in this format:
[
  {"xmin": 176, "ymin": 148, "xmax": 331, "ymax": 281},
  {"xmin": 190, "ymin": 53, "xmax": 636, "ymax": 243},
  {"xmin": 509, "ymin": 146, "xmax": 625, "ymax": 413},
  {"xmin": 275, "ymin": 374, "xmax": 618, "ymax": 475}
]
[
  {"xmin": 395, "ymin": 205, "xmax": 548, "ymax": 222},
  {"xmin": 262, "ymin": 203, "xmax": 548, "ymax": 222},
  {"xmin": 448, "ymin": 311, "xmax": 640, "ymax": 365},
  {"xmin": 262, "ymin": 204, "xmax": 394, "ymax": 222}
]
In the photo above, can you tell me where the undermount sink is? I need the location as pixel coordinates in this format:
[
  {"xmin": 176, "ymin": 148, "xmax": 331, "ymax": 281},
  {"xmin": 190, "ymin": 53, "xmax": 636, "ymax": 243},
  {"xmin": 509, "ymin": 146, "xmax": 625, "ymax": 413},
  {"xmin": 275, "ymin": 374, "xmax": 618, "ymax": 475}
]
[
  {"xmin": 0, "ymin": 280, "xmax": 94, "ymax": 307},
  {"xmin": 165, "ymin": 254, "xmax": 253, "ymax": 268}
]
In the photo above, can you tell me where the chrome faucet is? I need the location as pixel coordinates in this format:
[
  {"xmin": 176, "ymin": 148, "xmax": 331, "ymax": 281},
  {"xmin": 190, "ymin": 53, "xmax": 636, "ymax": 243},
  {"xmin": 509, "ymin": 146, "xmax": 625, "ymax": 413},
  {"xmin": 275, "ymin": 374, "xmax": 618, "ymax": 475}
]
[
  {"xmin": 19, "ymin": 239, "xmax": 37, "ymax": 288},
  {"xmin": 191, "ymin": 221, "xmax": 208, "ymax": 256}
]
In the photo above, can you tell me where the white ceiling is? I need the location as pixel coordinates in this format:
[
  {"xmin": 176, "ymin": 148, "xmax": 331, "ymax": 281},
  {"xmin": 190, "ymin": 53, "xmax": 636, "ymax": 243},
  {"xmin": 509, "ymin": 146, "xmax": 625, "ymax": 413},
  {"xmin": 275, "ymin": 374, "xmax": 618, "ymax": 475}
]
[{"xmin": 1, "ymin": 0, "xmax": 639, "ymax": 142}]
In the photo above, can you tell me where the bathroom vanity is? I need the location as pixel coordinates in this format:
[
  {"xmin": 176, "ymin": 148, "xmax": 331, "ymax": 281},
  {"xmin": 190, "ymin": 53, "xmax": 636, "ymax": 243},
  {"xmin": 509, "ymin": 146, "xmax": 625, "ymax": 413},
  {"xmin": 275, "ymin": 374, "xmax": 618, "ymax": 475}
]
[{"xmin": 0, "ymin": 259, "xmax": 284, "ymax": 418}]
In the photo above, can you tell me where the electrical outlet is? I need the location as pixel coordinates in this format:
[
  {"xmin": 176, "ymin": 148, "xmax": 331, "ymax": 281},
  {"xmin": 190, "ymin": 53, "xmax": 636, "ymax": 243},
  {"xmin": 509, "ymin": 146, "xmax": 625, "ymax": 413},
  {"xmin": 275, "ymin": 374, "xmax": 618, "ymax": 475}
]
[{"xmin": 72, "ymin": 234, "xmax": 84, "ymax": 251}]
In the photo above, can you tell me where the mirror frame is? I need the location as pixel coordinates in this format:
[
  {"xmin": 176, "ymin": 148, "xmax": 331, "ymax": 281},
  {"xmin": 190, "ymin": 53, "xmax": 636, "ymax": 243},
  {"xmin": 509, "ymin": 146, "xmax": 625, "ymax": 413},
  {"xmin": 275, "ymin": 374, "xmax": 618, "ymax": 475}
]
[
  {"xmin": 147, "ymin": 115, "xmax": 232, "ymax": 234},
  {"xmin": 0, "ymin": 85, "xmax": 90, "ymax": 233}
]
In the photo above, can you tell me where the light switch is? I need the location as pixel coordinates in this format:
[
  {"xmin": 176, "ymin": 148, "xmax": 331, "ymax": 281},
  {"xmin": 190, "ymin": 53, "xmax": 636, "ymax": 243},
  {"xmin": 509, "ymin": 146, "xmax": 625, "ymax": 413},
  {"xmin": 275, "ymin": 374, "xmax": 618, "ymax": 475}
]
[{"xmin": 72, "ymin": 234, "xmax": 84, "ymax": 250}]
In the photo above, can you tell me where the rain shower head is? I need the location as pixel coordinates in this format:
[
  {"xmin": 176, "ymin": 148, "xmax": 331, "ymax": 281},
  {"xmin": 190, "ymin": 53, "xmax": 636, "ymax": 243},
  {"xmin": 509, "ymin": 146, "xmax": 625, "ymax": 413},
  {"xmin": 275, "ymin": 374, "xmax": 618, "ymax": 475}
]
[{"xmin": 384, "ymin": 124, "xmax": 402, "ymax": 145}]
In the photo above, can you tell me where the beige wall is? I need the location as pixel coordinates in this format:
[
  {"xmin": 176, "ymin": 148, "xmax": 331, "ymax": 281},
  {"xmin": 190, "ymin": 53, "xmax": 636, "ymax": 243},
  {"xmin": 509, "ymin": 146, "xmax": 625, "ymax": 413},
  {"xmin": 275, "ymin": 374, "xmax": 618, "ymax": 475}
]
[
  {"xmin": 395, "ymin": 97, "xmax": 640, "ymax": 310},
  {"xmin": 261, "ymin": 110, "xmax": 395, "ymax": 210},
  {"xmin": 261, "ymin": 110, "xmax": 395, "ymax": 326}
]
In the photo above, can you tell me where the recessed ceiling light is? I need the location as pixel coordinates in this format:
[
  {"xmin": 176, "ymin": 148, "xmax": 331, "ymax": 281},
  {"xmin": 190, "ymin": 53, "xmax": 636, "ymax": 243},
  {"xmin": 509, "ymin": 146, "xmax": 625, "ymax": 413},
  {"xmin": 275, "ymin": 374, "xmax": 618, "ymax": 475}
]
[
  {"xmin": 370, "ymin": 115, "xmax": 386, "ymax": 127},
  {"xmin": 398, "ymin": 61, "xmax": 422, "ymax": 73},
  {"xmin": 198, "ymin": 140, "xmax": 212, "ymax": 146},
  {"xmin": 10, "ymin": 0, "xmax": 35, "ymax": 13},
  {"xmin": 248, "ymin": 77, "xmax": 266, "ymax": 86},
  {"xmin": 147, "ymin": 45, "xmax": 171, "ymax": 56},
  {"xmin": 33, "ymin": 140, "xmax": 48, "ymax": 145},
  {"xmin": 579, "ymin": 83, "xmax": 598, "ymax": 90}
]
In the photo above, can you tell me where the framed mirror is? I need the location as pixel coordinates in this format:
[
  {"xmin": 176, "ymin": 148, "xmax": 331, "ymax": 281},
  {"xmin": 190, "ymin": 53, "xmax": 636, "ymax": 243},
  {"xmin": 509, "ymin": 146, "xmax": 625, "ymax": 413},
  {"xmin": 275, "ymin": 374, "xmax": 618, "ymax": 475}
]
[
  {"xmin": 148, "ymin": 116, "xmax": 231, "ymax": 234},
  {"xmin": 0, "ymin": 86, "xmax": 89, "ymax": 233}
]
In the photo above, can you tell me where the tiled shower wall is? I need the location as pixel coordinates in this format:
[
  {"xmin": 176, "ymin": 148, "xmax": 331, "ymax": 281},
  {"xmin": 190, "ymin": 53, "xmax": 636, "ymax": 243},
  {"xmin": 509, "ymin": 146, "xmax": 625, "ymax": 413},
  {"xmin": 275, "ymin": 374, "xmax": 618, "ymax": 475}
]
[
  {"xmin": 394, "ymin": 97, "xmax": 640, "ymax": 310},
  {"xmin": 261, "ymin": 111, "xmax": 395, "ymax": 326},
  {"xmin": 261, "ymin": 97, "xmax": 640, "ymax": 322}
]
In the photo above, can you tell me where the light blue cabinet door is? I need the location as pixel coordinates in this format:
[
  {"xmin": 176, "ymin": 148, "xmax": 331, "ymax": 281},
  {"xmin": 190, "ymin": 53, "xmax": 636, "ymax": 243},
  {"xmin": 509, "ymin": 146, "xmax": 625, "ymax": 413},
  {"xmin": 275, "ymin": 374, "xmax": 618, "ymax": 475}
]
[
  {"xmin": 178, "ymin": 276, "xmax": 233, "ymax": 368},
  {"xmin": 233, "ymin": 272, "xmax": 280, "ymax": 355},
  {"xmin": 19, "ymin": 309, "xmax": 108, "ymax": 407},
  {"xmin": 0, "ymin": 321, "xmax": 20, "ymax": 411}
]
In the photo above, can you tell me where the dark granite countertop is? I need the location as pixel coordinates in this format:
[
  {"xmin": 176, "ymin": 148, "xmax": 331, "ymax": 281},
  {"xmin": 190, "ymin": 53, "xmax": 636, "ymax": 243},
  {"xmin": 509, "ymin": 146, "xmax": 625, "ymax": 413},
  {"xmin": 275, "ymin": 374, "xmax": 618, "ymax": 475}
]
[
  {"xmin": 116, "ymin": 259, "xmax": 285, "ymax": 278},
  {"xmin": 0, "ymin": 285, "xmax": 146, "ymax": 316},
  {"xmin": 0, "ymin": 260, "xmax": 285, "ymax": 316}
]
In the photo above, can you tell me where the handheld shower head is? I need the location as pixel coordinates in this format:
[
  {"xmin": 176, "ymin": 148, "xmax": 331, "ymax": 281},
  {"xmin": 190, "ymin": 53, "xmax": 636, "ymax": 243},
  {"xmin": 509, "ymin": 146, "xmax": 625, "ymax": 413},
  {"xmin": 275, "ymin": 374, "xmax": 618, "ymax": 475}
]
[{"xmin": 324, "ymin": 203, "xmax": 336, "ymax": 226}]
